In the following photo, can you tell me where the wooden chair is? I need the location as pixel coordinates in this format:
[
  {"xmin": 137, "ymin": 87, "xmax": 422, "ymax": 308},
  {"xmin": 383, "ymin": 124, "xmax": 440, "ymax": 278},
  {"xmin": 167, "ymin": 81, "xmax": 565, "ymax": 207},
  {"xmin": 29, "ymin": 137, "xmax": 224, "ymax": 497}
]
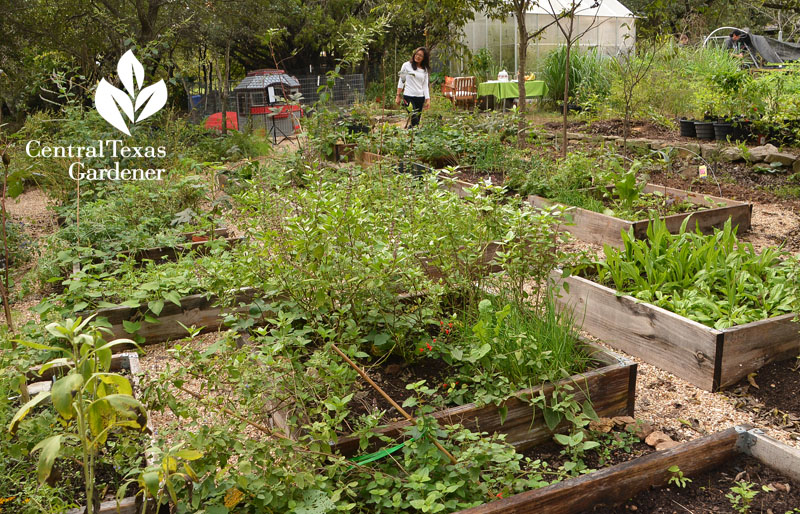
[{"xmin": 441, "ymin": 76, "xmax": 477, "ymax": 109}]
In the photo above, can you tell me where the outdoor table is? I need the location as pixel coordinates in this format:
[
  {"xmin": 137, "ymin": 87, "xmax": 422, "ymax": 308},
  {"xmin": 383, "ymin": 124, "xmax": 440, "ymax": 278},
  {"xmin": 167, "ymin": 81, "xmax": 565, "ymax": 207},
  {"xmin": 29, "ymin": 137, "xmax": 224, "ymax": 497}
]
[{"xmin": 477, "ymin": 80, "xmax": 548, "ymax": 101}]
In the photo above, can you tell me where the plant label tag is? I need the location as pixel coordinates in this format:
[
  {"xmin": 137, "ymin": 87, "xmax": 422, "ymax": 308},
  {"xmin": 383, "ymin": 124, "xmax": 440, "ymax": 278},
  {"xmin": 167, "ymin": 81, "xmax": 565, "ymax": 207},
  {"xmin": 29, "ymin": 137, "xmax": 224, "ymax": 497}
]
[{"xmin": 698, "ymin": 165, "xmax": 708, "ymax": 178}]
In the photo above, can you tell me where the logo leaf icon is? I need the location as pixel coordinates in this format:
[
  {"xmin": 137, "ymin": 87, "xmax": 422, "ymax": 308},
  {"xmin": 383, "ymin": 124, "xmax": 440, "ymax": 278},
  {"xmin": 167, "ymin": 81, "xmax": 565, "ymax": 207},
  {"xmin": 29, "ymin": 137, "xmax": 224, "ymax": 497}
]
[
  {"xmin": 96, "ymin": 79, "xmax": 135, "ymax": 136},
  {"xmin": 94, "ymin": 50, "xmax": 167, "ymax": 135},
  {"xmin": 118, "ymin": 50, "xmax": 144, "ymax": 98},
  {"xmin": 135, "ymin": 80, "xmax": 168, "ymax": 122}
]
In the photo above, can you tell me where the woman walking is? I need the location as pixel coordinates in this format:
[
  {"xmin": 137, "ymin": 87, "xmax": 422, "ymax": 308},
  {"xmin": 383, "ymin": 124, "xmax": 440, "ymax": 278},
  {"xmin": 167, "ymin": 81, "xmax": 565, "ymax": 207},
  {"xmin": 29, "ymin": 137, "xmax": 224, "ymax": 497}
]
[{"xmin": 396, "ymin": 47, "xmax": 430, "ymax": 128}]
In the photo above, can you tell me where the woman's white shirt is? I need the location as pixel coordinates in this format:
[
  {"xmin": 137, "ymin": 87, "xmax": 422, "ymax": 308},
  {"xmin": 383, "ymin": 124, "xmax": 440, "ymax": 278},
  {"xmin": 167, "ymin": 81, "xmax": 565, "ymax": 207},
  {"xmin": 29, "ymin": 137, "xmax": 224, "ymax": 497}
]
[{"xmin": 397, "ymin": 62, "xmax": 429, "ymax": 99}]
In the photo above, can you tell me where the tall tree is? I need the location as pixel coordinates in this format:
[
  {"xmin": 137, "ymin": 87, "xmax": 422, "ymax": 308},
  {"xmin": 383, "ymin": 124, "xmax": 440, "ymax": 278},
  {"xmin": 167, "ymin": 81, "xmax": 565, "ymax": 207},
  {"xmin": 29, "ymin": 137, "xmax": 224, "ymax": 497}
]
[{"xmin": 540, "ymin": 0, "xmax": 602, "ymax": 158}]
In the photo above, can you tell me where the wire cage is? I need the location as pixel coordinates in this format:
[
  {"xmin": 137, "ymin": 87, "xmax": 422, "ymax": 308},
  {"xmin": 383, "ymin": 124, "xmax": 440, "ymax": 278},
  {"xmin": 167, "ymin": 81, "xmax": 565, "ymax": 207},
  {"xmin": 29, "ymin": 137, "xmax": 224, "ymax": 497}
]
[
  {"xmin": 291, "ymin": 73, "xmax": 366, "ymax": 106},
  {"xmin": 232, "ymin": 69, "xmax": 304, "ymax": 140}
]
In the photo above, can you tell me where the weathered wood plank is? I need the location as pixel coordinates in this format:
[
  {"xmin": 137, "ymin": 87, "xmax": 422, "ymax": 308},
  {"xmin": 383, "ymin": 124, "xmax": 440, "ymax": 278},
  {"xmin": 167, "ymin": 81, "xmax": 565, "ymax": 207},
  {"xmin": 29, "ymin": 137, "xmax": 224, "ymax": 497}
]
[
  {"xmin": 67, "ymin": 497, "xmax": 138, "ymax": 514},
  {"xmin": 552, "ymin": 271, "xmax": 721, "ymax": 391},
  {"xmin": 83, "ymin": 287, "xmax": 266, "ymax": 346},
  {"xmin": 333, "ymin": 344, "xmax": 635, "ymax": 457},
  {"xmin": 720, "ymin": 313, "xmax": 800, "ymax": 388},
  {"xmin": 744, "ymin": 429, "xmax": 800, "ymax": 483},
  {"xmin": 456, "ymin": 426, "xmax": 741, "ymax": 514},
  {"xmin": 528, "ymin": 195, "xmax": 632, "ymax": 247},
  {"xmin": 117, "ymin": 235, "xmax": 243, "ymax": 264},
  {"xmin": 357, "ymin": 151, "xmax": 385, "ymax": 166},
  {"xmin": 528, "ymin": 183, "xmax": 752, "ymax": 247}
]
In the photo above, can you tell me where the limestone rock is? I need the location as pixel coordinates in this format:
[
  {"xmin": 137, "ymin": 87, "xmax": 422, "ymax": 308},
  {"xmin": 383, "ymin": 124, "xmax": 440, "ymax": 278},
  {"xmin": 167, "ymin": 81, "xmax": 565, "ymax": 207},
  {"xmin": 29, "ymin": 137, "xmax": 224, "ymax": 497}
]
[
  {"xmin": 655, "ymin": 440, "xmax": 680, "ymax": 451},
  {"xmin": 645, "ymin": 430, "xmax": 672, "ymax": 447},
  {"xmin": 748, "ymin": 144, "xmax": 778, "ymax": 163},
  {"xmin": 764, "ymin": 152, "xmax": 797, "ymax": 166},
  {"xmin": 626, "ymin": 420, "xmax": 654, "ymax": 440},
  {"xmin": 700, "ymin": 144, "xmax": 718, "ymax": 160},
  {"xmin": 719, "ymin": 146, "xmax": 744, "ymax": 162}
]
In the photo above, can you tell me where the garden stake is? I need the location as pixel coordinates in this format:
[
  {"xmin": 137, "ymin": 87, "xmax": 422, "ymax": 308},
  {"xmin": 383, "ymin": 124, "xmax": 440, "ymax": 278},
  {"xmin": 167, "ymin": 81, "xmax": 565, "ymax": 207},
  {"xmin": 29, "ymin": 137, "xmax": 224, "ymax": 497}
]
[
  {"xmin": 329, "ymin": 343, "xmax": 459, "ymax": 465},
  {"xmin": 176, "ymin": 384, "xmax": 290, "ymax": 440},
  {"xmin": 175, "ymin": 384, "xmax": 372, "ymax": 466}
]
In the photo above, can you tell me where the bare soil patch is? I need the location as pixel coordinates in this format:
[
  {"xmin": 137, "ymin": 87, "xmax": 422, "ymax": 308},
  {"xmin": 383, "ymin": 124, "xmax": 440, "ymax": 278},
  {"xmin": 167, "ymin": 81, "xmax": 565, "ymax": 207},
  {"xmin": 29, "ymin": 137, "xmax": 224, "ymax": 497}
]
[{"xmin": 610, "ymin": 454, "xmax": 800, "ymax": 513}]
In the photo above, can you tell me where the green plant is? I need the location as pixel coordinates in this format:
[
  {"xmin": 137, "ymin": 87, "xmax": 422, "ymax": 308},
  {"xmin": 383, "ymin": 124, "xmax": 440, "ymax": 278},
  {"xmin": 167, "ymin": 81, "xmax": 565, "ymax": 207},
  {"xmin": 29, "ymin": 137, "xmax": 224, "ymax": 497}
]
[
  {"xmin": 667, "ymin": 465, "xmax": 692, "ymax": 488},
  {"xmin": 726, "ymin": 480, "xmax": 759, "ymax": 513},
  {"xmin": 436, "ymin": 294, "xmax": 589, "ymax": 408},
  {"xmin": 9, "ymin": 317, "xmax": 148, "ymax": 513},
  {"xmin": 469, "ymin": 48, "xmax": 500, "ymax": 84},
  {"xmin": 573, "ymin": 217, "xmax": 800, "ymax": 329},
  {"xmin": 541, "ymin": 46, "xmax": 610, "ymax": 107}
]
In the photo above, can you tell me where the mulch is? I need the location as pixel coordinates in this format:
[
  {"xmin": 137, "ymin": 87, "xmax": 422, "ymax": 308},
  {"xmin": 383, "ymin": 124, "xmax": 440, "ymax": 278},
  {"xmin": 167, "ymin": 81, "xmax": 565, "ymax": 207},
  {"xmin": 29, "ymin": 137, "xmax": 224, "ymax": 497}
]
[{"xmin": 726, "ymin": 357, "xmax": 800, "ymax": 440}]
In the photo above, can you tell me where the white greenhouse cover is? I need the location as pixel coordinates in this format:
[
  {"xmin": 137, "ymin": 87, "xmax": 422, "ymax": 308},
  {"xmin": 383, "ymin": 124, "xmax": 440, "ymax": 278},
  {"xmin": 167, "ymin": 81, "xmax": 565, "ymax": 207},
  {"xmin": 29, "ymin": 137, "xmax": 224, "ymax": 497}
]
[{"xmin": 528, "ymin": 0, "xmax": 633, "ymax": 19}]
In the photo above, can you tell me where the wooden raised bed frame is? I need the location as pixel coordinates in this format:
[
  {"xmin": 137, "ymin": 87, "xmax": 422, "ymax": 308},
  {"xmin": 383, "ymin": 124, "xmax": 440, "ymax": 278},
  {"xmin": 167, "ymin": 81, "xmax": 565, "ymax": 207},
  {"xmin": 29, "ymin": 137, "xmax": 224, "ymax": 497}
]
[
  {"xmin": 457, "ymin": 426, "xmax": 800, "ymax": 514},
  {"xmin": 116, "ymin": 227, "xmax": 243, "ymax": 264},
  {"xmin": 24, "ymin": 353, "xmax": 152, "ymax": 514},
  {"xmin": 528, "ymin": 183, "xmax": 752, "ymax": 247},
  {"xmin": 84, "ymin": 287, "xmax": 265, "ymax": 347},
  {"xmin": 333, "ymin": 342, "xmax": 636, "ymax": 456},
  {"xmin": 551, "ymin": 271, "xmax": 800, "ymax": 391}
]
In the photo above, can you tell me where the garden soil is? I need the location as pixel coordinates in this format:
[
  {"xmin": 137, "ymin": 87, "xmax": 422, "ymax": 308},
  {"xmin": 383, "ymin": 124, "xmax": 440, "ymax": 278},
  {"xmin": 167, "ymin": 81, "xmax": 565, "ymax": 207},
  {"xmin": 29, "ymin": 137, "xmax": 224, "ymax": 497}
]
[{"xmin": 605, "ymin": 454, "xmax": 800, "ymax": 513}]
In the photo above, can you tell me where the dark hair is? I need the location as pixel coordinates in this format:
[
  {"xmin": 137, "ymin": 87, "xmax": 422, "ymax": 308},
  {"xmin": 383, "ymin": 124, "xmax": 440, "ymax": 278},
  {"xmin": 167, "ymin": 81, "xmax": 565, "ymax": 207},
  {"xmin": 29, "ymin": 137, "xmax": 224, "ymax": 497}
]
[
  {"xmin": 409, "ymin": 47, "xmax": 430, "ymax": 72},
  {"xmin": 730, "ymin": 29, "xmax": 745, "ymax": 37}
]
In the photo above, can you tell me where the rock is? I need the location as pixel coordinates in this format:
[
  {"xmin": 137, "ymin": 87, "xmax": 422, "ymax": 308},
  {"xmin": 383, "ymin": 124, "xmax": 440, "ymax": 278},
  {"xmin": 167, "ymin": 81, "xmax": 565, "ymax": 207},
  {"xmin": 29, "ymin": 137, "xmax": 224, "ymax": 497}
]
[
  {"xmin": 612, "ymin": 415, "xmax": 637, "ymax": 426},
  {"xmin": 645, "ymin": 430, "xmax": 672, "ymax": 447},
  {"xmin": 589, "ymin": 418, "xmax": 614, "ymax": 433},
  {"xmin": 625, "ymin": 138, "xmax": 652, "ymax": 152},
  {"xmin": 794, "ymin": 159, "xmax": 800, "ymax": 174},
  {"xmin": 566, "ymin": 132, "xmax": 587, "ymax": 140},
  {"xmin": 655, "ymin": 440, "xmax": 680, "ymax": 451},
  {"xmin": 673, "ymin": 142, "xmax": 700, "ymax": 158},
  {"xmin": 748, "ymin": 144, "xmax": 778, "ymax": 162},
  {"xmin": 680, "ymin": 166, "xmax": 698, "ymax": 180},
  {"xmin": 765, "ymin": 152, "xmax": 797, "ymax": 166},
  {"xmin": 626, "ymin": 420, "xmax": 654, "ymax": 440},
  {"xmin": 719, "ymin": 146, "xmax": 744, "ymax": 162},
  {"xmin": 700, "ymin": 144, "xmax": 718, "ymax": 159}
]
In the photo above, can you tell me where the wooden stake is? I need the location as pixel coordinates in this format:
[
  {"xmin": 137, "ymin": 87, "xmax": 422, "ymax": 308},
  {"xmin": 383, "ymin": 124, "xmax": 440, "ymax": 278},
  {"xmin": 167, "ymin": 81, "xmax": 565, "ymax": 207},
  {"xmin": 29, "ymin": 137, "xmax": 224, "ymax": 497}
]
[{"xmin": 329, "ymin": 343, "xmax": 459, "ymax": 465}]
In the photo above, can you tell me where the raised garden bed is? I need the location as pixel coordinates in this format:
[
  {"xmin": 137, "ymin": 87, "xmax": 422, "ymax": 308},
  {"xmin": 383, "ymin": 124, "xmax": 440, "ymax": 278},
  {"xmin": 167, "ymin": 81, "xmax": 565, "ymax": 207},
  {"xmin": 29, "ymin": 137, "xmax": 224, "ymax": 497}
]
[
  {"xmin": 528, "ymin": 184, "xmax": 752, "ymax": 247},
  {"xmin": 114, "ymin": 227, "xmax": 243, "ymax": 264},
  {"xmin": 356, "ymin": 150, "xmax": 386, "ymax": 166},
  {"xmin": 456, "ymin": 426, "xmax": 800, "ymax": 513},
  {"xmin": 83, "ymin": 287, "xmax": 266, "ymax": 347},
  {"xmin": 333, "ymin": 342, "xmax": 636, "ymax": 456},
  {"xmin": 551, "ymin": 270, "xmax": 800, "ymax": 391}
]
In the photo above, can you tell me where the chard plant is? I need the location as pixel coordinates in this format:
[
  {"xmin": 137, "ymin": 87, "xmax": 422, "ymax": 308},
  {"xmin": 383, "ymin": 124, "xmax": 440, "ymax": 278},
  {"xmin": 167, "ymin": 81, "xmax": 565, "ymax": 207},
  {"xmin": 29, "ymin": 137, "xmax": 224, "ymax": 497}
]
[{"xmin": 8, "ymin": 317, "xmax": 148, "ymax": 513}]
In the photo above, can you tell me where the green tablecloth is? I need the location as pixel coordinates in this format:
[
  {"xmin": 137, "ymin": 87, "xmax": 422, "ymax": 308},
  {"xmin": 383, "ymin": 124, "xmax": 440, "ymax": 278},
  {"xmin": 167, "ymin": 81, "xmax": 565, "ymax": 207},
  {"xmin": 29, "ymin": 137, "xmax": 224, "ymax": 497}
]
[{"xmin": 477, "ymin": 80, "xmax": 548, "ymax": 100}]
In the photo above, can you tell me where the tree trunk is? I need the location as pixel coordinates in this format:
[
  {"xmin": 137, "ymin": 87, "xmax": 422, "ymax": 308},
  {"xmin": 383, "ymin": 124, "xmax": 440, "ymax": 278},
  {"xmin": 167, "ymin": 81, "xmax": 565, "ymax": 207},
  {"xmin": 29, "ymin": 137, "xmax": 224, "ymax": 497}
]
[
  {"xmin": 561, "ymin": 41, "xmax": 571, "ymax": 159},
  {"xmin": 516, "ymin": 6, "xmax": 528, "ymax": 146},
  {"xmin": 220, "ymin": 41, "xmax": 231, "ymax": 136},
  {"xmin": 1, "ymin": 160, "xmax": 14, "ymax": 333}
]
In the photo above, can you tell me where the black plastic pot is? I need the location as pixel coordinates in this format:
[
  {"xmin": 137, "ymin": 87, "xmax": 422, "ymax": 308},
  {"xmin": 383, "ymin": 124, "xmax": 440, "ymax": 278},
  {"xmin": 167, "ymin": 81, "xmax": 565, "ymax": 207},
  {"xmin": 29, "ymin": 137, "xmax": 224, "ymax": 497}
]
[
  {"xmin": 679, "ymin": 118, "xmax": 697, "ymax": 137},
  {"xmin": 694, "ymin": 121, "xmax": 715, "ymax": 140},
  {"xmin": 731, "ymin": 120, "xmax": 752, "ymax": 142},
  {"xmin": 713, "ymin": 121, "xmax": 734, "ymax": 141},
  {"xmin": 346, "ymin": 123, "xmax": 370, "ymax": 135},
  {"xmin": 397, "ymin": 162, "xmax": 428, "ymax": 177}
]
